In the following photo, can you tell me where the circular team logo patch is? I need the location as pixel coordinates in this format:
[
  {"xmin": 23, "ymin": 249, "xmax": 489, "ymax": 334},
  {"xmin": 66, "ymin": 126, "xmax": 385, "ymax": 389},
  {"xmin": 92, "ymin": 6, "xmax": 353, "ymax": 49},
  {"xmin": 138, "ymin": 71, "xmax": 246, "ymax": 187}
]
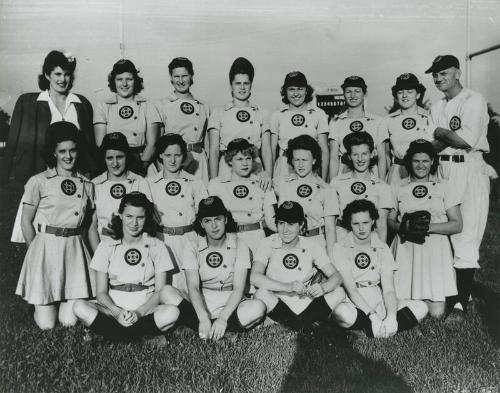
[
  {"xmin": 283, "ymin": 253, "xmax": 299, "ymax": 269},
  {"xmin": 349, "ymin": 120, "xmax": 364, "ymax": 132},
  {"xmin": 291, "ymin": 114, "xmax": 305, "ymax": 127},
  {"xmin": 124, "ymin": 248, "xmax": 142, "ymax": 266},
  {"xmin": 449, "ymin": 116, "xmax": 461, "ymax": 131},
  {"xmin": 165, "ymin": 181, "xmax": 181, "ymax": 196},
  {"xmin": 236, "ymin": 110, "xmax": 250, "ymax": 123},
  {"xmin": 296, "ymin": 184, "xmax": 313, "ymax": 198},
  {"xmin": 355, "ymin": 252, "xmax": 371, "ymax": 269},
  {"xmin": 118, "ymin": 105, "xmax": 134, "ymax": 119},
  {"xmin": 180, "ymin": 102, "xmax": 195, "ymax": 115},
  {"xmin": 412, "ymin": 185, "xmax": 428, "ymax": 198},
  {"xmin": 110, "ymin": 184, "xmax": 126, "ymax": 199},
  {"xmin": 60, "ymin": 179, "xmax": 77, "ymax": 196},
  {"xmin": 350, "ymin": 181, "xmax": 366, "ymax": 195},
  {"xmin": 233, "ymin": 185, "xmax": 249, "ymax": 198},
  {"xmin": 402, "ymin": 117, "xmax": 416, "ymax": 130},
  {"xmin": 206, "ymin": 252, "xmax": 223, "ymax": 268}
]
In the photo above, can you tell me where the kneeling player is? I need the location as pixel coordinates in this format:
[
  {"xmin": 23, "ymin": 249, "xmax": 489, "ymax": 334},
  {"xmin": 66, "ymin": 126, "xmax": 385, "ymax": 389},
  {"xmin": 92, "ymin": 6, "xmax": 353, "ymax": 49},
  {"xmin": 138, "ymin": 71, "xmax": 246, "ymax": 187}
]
[
  {"xmin": 332, "ymin": 199, "xmax": 427, "ymax": 338},
  {"xmin": 250, "ymin": 201, "xmax": 345, "ymax": 330}
]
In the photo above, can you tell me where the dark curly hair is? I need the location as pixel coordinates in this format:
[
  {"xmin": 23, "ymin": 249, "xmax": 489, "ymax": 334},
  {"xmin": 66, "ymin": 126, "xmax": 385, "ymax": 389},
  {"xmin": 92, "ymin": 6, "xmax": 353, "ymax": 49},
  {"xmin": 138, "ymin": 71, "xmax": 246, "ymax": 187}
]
[
  {"xmin": 224, "ymin": 138, "xmax": 257, "ymax": 165},
  {"xmin": 43, "ymin": 122, "xmax": 85, "ymax": 169},
  {"xmin": 155, "ymin": 133, "xmax": 188, "ymax": 164},
  {"xmin": 280, "ymin": 84, "xmax": 314, "ymax": 105},
  {"xmin": 192, "ymin": 210, "xmax": 238, "ymax": 237},
  {"xmin": 107, "ymin": 59, "xmax": 144, "ymax": 95},
  {"xmin": 286, "ymin": 134, "xmax": 322, "ymax": 173},
  {"xmin": 403, "ymin": 139, "xmax": 439, "ymax": 176},
  {"xmin": 342, "ymin": 132, "xmax": 376, "ymax": 171},
  {"xmin": 109, "ymin": 192, "xmax": 157, "ymax": 239},
  {"xmin": 38, "ymin": 50, "xmax": 76, "ymax": 91},
  {"xmin": 342, "ymin": 199, "xmax": 379, "ymax": 231}
]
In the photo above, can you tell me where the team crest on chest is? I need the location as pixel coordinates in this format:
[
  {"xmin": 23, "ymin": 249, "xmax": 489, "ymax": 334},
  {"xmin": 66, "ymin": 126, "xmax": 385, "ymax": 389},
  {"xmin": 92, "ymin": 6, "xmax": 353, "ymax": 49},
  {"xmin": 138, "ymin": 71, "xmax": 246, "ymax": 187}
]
[
  {"xmin": 180, "ymin": 102, "xmax": 195, "ymax": 115},
  {"xmin": 110, "ymin": 184, "xmax": 126, "ymax": 199},
  {"xmin": 283, "ymin": 253, "xmax": 299, "ymax": 269},
  {"xmin": 296, "ymin": 184, "xmax": 313, "ymax": 198},
  {"xmin": 206, "ymin": 252, "xmax": 223, "ymax": 268},
  {"xmin": 233, "ymin": 185, "xmax": 249, "ymax": 198},
  {"xmin": 412, "ymin": 185, "xmax": 428, "ymax": 198},
  {"xmin": 118, "ymin": 105, "xmax": 134, "ymax": 119},
  {"xmin": 236, "ymin": 110, "xmax": 250, "ymax": 123},
  {"xmin": 350, "ymin": 181, "xmax": 366, "ymax": 195},
  {"xmin": 355, "ymin": 252, "xmax": 371, "ymax": 269},
  {"xmin": 124, "ymin": 248, "xmax": 142, "ymax": 266},
  {"xmin": 165, "ymin": 181, "xmax": 181, "ymax": 196},
  {"xmin": 349, "ymin": 120, "xmax": 364, "ymax": 132},
  {"xmin": 449, "ymin": 116, "xmax": 461, "ymax": 131},
  {"xmin": 402, "ymin": 117, "xmax": 416, "ymax": 130},
  {"xmin": 60, "ymin": 179, "xmax": 77, "ymax": 196},
  {"xmin": 291, "ymin": 114, "xmax": 305, "ymax": 127}
]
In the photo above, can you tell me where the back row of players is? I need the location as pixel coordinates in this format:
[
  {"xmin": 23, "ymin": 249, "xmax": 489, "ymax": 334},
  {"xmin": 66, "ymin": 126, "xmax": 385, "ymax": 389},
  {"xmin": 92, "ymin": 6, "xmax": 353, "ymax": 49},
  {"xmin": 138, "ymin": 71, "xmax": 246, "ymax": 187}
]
[{"xmin": 9, "ymin": 51, "xmax": 490, "ymax": 341}]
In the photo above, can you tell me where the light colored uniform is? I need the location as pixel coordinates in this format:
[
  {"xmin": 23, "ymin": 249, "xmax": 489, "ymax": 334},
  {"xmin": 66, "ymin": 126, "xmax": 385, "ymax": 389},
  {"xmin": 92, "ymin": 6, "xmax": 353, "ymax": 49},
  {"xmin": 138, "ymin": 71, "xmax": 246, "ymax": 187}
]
[
  {"xmin": 91, "ymin": 234, "xmax": 174, "ymax": 311},
  {"xmin": 15, "ymin": 168, "xmax": 95, "ymax": 304},
  {"xmin": 92, "ymin": 171, "xmax": 152, "ymax": 238},
  {"xmin": 270, "ymin": 104, "xmax": 329, "ymax": 179},
  {"xmin": 147, "ymin": 170, "xmax": 208, "ymax": 295},
  {"xmin": 208, "ymin": 173, "xmax": 276, "ymax": 255},
  {"xmin": 331, "ymin": 171, "xmax": 394, "ymax": 240},
  {"xmin": 155, "ymin": 93, "xmax": 210, "ymax": 184},
  {"xmin": 333, "ymin": 232, "xmax": 396, "ymax": 318},
  {"xmin": 430, "ymin": 87, "xmax": 490, "ymax": 268},
  {"xmin": 94, "ymin": 94, "xmax": 161, "ymax": 148},
  {"xmin": 391, "ymin": 177, "xmax": 458, "ymax": 301},
  {"xmin": 254, "ymin": 234, "xmax": 337, "ymax": 314},
  {"xmin": 378, "ymin": 108, "xmax": 435, "ymax": 184},
  {"xmin": 328, "ymin": 111, "xmax": 384, "ymax": 174},
  {"xmin": 274, "ymin": 173, "xmax": 339, "ymax": 249},
  {"xmin": 182, "ymin": 233, "xmax": 251, "ymax": 319},
  {"xmin": 208, "ymin": 101, "xmax": 270, "ymax": 177}
]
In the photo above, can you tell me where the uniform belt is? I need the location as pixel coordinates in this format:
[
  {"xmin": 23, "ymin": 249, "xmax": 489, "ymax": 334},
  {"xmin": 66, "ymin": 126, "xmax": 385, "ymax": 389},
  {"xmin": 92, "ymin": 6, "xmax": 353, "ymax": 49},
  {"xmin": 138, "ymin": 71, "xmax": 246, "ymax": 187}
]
[
  {"xmin": 187, "ymin": 142, "xmax": 204, "ymax": 153},
  {"xmin": 109, "ymin": 283, "xmax": 149, "ymax": 292},
  {"xmin": 204, "ymin": 285, "xmax": 234, "ymax": 292},
  {"xmin": 160, "ymin": 224, "xmax": 193, "ymax": 236},
  {"xmin": 439, "ymin": 154, "xmax": 464, "ymax": 163},
  {"xmin": 236, "ymin": 222, "xmax": 262, "ymax": 232},
  {"xmin": 356, "ymin": 280, "xmax": 380, "ymax": 288},
  {"xmin": 38, "ymin": 224, "xmax": 82, "ymax": 237},
  {"xmin": 303, "ymin": 226, "xmax": 325, "ymax": 237},
  {"xmin": 101, "ymin": 227, "xmax": 114, "ymax": 237},
  {"xmin": 393, "ymin": 157, "xmax": 405, "ymax": 165}
]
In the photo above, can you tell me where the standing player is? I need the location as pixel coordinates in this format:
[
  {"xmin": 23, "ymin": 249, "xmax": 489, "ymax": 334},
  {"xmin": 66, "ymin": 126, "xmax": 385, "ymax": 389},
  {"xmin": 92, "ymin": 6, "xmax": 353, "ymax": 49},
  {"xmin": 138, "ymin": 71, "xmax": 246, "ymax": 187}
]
[{"xmin": 425, "ymin": 55, "xmax": 490, "ymax": 320}]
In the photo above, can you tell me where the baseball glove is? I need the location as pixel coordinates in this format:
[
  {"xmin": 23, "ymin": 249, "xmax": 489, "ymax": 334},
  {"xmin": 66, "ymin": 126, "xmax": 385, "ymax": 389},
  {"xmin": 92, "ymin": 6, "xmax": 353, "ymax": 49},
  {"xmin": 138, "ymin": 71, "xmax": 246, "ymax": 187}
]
[{"xmin": 399, "ymin": 210, "xmax": 431, "ymax": 244}]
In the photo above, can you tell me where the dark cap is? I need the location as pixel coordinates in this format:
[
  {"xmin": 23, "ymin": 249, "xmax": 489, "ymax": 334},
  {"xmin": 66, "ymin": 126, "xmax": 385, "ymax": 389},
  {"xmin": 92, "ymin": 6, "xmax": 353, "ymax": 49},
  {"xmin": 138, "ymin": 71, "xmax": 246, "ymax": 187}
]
[
  {"xmin": 276, "ymin": 201, "xmax": 305, "ymax": 224},
  {"xmin": 168, "ymin": 57, "xmax": 194, "ymax": 75},
  {"xmin": 283, "ymin": 71, "xmax": 308, "ymax": 89},
  {"xmin": 406, "ymin": 139, "xmax": 435, "ymax": 158},
  {"xmin": 111, "ymin": 59, "xmax": 139, "ymax": 75},
  {"xmin": 101, "ymin": 132, "xmax": 129, "ymax": 153},
  {"xmin": 229, "ymin": 57, "xmax": 254, "ymax": 82},
  {"xmin": 197, "ymin": 196, "xmax": 229, "ymax": 219},
  {"xmin": 425, "ymin": 55, "xmax": 460, "ymax": 74},
  {"xmin": 341, "ymin": 75, "xmax": 367, "ymax": 90},
  {"xmin": 46, "ymin": 121, "xmax": 81, "ymax": 146},
  {"xmin": 392, "ymin": 73, "xmax": 420, "ymax": 91}
]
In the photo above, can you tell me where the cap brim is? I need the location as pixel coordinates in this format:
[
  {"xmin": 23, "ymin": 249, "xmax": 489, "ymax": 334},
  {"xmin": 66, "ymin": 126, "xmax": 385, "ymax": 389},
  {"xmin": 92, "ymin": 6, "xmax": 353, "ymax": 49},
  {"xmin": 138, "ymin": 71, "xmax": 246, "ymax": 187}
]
[{"xmin": 424, "ymin": 66, "xmax": 434, "ymax": 74}]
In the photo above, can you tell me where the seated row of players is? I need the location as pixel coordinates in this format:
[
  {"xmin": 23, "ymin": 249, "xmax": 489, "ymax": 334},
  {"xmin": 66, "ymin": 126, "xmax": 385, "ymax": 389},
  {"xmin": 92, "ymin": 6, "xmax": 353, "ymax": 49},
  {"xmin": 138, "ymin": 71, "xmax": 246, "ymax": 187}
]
[{"xmin": 16, "ymin": 122, "xmax": 457, "ymax": 339}]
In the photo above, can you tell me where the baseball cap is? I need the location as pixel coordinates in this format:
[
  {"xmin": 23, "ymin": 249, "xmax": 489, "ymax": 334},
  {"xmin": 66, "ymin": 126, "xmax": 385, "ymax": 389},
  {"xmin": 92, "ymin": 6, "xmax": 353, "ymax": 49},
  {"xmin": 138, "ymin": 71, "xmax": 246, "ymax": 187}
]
[
  {"xmin": 197, "ymin": 196, "xmax": 229, "ymax": 219},
  {"xmin": 392, "ymin": 73, "xmax": 420, "ymax": 91},
  {"xmin": 283, "ymin": 71, "xmax": 308, "ymax": 89},
  {"xmin": 425, "ymin": 55, "xmax": 460, "ymax": 74},
  {"xmin": 341, "ymin": 75, "xmax": 367, "ymax": 90},
  {"xmin": 276, "ymin": 201, "xmax": 305, "ymax": 224},
  {"xmin": 100, "ymin": 132, "xmax": 129, "ymax": 153},
  {"xmin": 168, "ymin": 57, "xmax": 194, "ymax": 75}
]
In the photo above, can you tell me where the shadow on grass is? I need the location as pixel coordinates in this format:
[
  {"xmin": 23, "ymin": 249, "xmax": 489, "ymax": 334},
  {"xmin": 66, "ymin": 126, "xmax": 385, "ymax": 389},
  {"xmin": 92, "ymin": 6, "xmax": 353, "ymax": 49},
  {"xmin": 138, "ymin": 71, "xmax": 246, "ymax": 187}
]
[
  {"xmin": 472, "ymin": 281, "xmax": 500, "ymax": 345},
  {"xmin": 279, "ymin": 325, "xmax": 411, "ymax": 393}
]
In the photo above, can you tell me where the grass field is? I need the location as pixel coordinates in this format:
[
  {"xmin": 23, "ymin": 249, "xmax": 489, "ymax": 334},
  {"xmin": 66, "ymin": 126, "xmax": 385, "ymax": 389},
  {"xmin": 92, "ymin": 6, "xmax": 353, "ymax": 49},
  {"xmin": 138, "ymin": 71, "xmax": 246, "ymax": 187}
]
[{"xmin": 0, "ymin": 182, "xmax": 498, "ymax": 393}]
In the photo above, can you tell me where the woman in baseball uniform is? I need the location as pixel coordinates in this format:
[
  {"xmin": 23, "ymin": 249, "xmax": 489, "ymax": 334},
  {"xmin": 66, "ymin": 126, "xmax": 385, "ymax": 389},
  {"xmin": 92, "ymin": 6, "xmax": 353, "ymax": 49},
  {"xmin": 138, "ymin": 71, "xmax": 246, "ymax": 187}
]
[
  {"xmin": 94, "ymin": 59, "xmax": 160, "ymax": 175},
  {"xmin": 270, "ymin": 71, "xmax": 330, "ymax": 181},
  {"xmin": 147, "ymin": 133, "xmax": 208, "ymax": 297},
  {"xmin": 15, "ymin": 122, "xmax": 95, "ymax": 330},
  {"xmin": 155, "ymin": 57, "xmax": 210, "ymax": 184},
  {"xmin": 250, "ymin": 201, "xmax": 345, "ymax": 330},
  {"xmin": 73, "ymin": 192, "xmax": 179, "ymax": 341},
  {"xmin": 331, "ymin": 132, "xmax": 394, "ymax": 242},
  {"xmin": 208, "ymin": 138, "xmax": 276, "ymax": 256},
  {"xmin": 89, "ymin": 132, "xmax": 151, "ymax": 251},
  {"xmin": 388, "ymin": 140, "xmax": 462, "ymax": 318},
  {"xmin": 378, "ymin": 73, "xmax": 435, "ymax": 184},
  {"xmin": 332, "ymin": 199, "xmax": 427, "ymax": 337},
  {"xmin": 161, "ymin": 196, "xmax": 266, "ymax": 340},
  {"xmin": 208, "ymin": 57, "xmax": 272, "ymax": 179},
  {"xmin": 274, "ymin": 134, "xmax": 338, "ymax": 257},
  {"xmin": 329, "ymin": 76, "xmax": 387, "ymax": 180}
]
